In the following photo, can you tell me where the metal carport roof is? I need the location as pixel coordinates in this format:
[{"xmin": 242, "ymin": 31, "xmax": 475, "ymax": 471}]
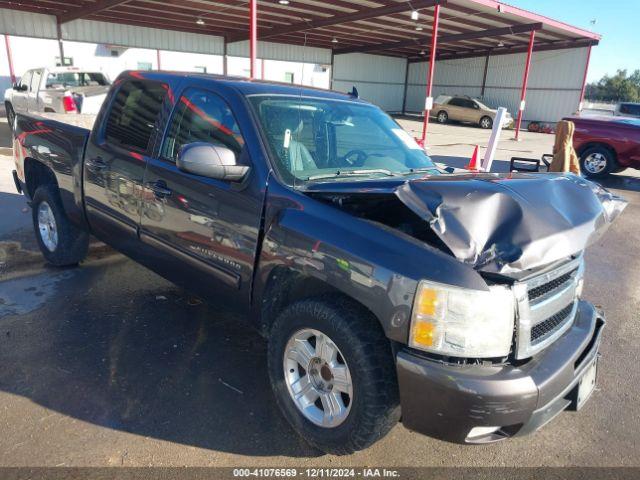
[{"xmin": 1, "ymin": 0, "xmax": 600, "ymax": 61}]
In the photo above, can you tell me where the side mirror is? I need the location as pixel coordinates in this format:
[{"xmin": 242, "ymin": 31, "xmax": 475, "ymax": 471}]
[
  {"xmin": 12, "ymin": 83, "xmax": 25, "ymax": 91},
  {"xmin": 177, "ymin": 142, "xmax": 249, "ymax": 182}
]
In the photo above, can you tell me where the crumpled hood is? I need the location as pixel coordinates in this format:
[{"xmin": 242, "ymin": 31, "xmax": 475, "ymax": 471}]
[{"xmin": 394, "ymin": 172, "xmax": 627, "ymax": 274}]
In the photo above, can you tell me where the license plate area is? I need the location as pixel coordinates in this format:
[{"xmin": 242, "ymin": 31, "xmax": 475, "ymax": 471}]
[{"xmin": 575, "ymin": 358, "xmax": 598, "ymax": 410}]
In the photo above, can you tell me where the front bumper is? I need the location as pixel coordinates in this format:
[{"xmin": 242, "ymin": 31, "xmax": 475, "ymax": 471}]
[{"xmin": 396, "ymin": 300, "xmax": 604, "ymax": 444}]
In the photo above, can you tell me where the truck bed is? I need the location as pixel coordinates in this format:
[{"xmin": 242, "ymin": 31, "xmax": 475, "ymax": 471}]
[{"xmin": 13, "ymin": 112, "xmax": 92, "ymax": 229}]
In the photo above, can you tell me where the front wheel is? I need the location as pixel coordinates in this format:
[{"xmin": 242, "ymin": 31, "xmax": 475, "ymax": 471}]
[
  {"xmin": 268, "ymin": 297, "xmax": 400, "ymax": 455},
  {"xmin": 479, "ymin": 116, "xmax": 493, "ymax": 129},
  {"xmin": 436, "ymin": 111, "xmax": 448, "ymax": 124},
  {"xmin": 580, "ymin": 146, "xmax": 617, "ymax": 178},
  {"xmin": 31, "ymin": 185, "xmax": 89, "ymax": 266}
]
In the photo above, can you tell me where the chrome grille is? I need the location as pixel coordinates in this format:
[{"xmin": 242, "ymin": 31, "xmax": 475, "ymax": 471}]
[
  {"xmin": 528, "ymin": 269, "xmax": 577, "ymax": 302},
  {"xmin": 531, "ymin": 301, "xmax": 576, "ymax": 344},
  {"xmin": 514, "ymin": 256, "xmax": 584, "ymax": 359}
]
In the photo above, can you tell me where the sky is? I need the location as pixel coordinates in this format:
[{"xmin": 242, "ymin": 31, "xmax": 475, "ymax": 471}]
[{"xmin": 508, "ymin": 0, "xmax": 639, "ymax": 82}]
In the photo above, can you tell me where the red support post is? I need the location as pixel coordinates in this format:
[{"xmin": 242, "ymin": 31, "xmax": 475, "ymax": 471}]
[
  {"xmin": 421, "ymin": 4, "xmax": 441, "ymax": 144},
  {"xmin": 4, "ymin": 34, "xmax": 16, "ymax": 85},
  {"xmin": 578, "ymin": 45, "xmax": 592, "ymax": 112},
  {"xmin": 514, "ymin": 30, "xmax": 536, "ymax": 141},
  {"xmin": 261, "ymin": 59, "xmax": 265, "ymax": 80},
  {"xmin": 249, "ymin": 0, "xmax": 257, "ymax": 79},
  {"xmin": 156, "ymin": 49, "xmax": 161, "ymax": 70}
]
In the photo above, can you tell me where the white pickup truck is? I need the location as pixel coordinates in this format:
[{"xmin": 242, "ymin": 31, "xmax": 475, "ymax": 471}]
[{"xmin": 4, "ymin": 66, "xmax": 110, "ymax": 126}]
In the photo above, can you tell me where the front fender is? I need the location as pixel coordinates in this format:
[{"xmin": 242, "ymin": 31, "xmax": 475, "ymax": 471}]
[{"xmin": 254, "ymin": 181, "xmax": 488, "ymax": 344}]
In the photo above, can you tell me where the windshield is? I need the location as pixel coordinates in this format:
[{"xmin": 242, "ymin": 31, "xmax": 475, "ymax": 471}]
[
  {"xmin": 46, "ymin": 72, "xmax": 110, "ymax": 88},
  {"xmin": 248, "ymin": 95, "xmax": 437, "ymax": 185}
]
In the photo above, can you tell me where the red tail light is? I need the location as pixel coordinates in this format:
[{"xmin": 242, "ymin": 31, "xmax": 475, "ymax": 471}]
[{"xmin": 62, "ymin": 92, "xmax": 77, "ymax": 113}]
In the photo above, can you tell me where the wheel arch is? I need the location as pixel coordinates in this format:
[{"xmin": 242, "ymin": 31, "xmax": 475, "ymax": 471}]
[
  {"xmin": 24, "ymin": 156, "xmax": 59, "ymax": 200},
  {"xmin": 257, "ymin": 266, "xmax": 382, "ymax": 339}
]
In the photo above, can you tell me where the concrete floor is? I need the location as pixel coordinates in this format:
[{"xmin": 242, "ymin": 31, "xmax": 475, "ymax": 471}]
[{"xmin": 1, "ymin": 116, "xmax": 639, "ymax": 468}]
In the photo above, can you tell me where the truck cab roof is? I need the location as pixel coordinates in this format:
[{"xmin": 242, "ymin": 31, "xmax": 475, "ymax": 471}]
[{"xmin": 122, "ymin": 70, "xmax": 369, "ymax": 104}]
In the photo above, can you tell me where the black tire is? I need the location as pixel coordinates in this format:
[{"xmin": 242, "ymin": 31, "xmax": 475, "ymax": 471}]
[
  {"xmin": 5, "ymin": 102, "xmax": 15, "ymax": 129},
  {"xmin": 479, "ymin": 116, "xmax": 493, "ymax": 129},
  {"xmin": 436, "ymin": 110, "xmax": 448, "ymax": 124},
  {"xmin": 31, "ymin": 185, "xmax": 89, "ymax": 267},
  {"xmin": 268, "ymin": 296, "xmax": 400, "ymax": 455},
  {"xmin": 580, "ymin": 145, "xmax": 617, "ymax": 178}
]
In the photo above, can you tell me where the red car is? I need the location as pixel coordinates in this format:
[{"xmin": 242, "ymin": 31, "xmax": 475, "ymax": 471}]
[{"xmin": 566, "ymin": 115, "xmax": 640, "ymax": 178}]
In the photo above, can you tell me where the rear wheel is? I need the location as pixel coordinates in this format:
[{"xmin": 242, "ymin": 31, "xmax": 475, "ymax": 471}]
[
  {"xmin": 268, "ymin": 297, "xmax": 400, "ymax": 455},
  {"xmin": 580, "ymin": 145, "xmax": 617, "ymax": 178},
  {"xmin": 480, "ymin": 116, "xmax": 493, "ymax": 129},
  {"xmin": 31, "ymin": 185, "xmax": 89, "ymax": 266},
  {"xmin": 436, "ymin": 111, "xmax": 448, "ymax": 124}
]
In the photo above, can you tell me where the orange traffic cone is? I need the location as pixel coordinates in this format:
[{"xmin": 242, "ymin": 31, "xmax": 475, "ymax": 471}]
[{"xmin": 466, "ymin": 145, "xmax": 480, "ymax": 171}]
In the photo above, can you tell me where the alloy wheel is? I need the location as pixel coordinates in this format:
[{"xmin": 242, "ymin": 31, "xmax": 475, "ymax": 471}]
[
  {"xmin": 37, "ymin": 201, "xmax": 58, "ymax": 252},
  {"xmin": 584, "ymin": 152, "xmax": 607, "ymax": 174},
  {"xmin": 283, "ymin": 328, "xmax": 353, "ymax": 428}
]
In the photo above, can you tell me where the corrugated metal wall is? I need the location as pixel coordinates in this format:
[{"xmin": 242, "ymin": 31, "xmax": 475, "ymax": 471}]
[
  {"xmin": 406, "ymin": 56, "xmax": 485, "ymax": 111},
  {"xmin": 62, "ymin": 20, "xmax": 224, "ymax": 55},
  {"xmin": 0, "ymin": 8, "xmax": 57, "ymax": 39},
  {"xmin": 406, "ymin": 47, "xmax": 589, "ymax": 123},
  {"xmin": 0, "ymin": 8, "xmax": 331, "ymax": 62},
  {"xmin": 227, "ymin": 41, "xmax": 331, "ymax": 64},
  {"xmin": 332, "ymin": 53, "xmax": 407, "ymax": 112}
]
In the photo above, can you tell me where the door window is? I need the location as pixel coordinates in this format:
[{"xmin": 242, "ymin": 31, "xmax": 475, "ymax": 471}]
[
  {"xmin": 104, "ymin": 79, "xmax": 168, "ymax": 153},
  {"xmin": 448, "ymin": 97, "xmax": 466, "ymax": 107},
  {"xmin": 30, "ymin": 70, "xmax": 42, "ymax": 93},
  {"xmin": 19, "ymin": 71, "xmax": 32, "ymax": 90},
  {"xmin": 620, "ymin": 103, "xmax": 640, "ymax": 116},
  {"xmin": 162, "ymin": 88, "xmax": 245, "ymax": 161}
]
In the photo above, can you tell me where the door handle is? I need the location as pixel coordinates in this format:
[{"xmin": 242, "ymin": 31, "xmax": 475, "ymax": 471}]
[
  {"xmin": 85, "ymin": 157, "xmax": 107, "ymax": 172},
  {"xmin": 147, "ymin": 181, "xmax": 172, "ymax": 198}
]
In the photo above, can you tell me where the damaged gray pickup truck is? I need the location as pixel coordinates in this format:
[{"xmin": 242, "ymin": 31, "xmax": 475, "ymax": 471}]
[{"xmin": 12, "ymin": 71, "xmax": 626, "ymax": 454}]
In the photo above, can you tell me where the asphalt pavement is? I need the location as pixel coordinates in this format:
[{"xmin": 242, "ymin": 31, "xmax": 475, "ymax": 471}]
[{"xmin": 1, "ymin": 117, "xmax": 639, "ymax": 469}]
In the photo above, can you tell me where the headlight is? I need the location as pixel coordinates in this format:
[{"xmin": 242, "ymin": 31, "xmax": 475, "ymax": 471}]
[{"xmin": 409, "ymin": 280, "xmax": 515, "ymax": 358}]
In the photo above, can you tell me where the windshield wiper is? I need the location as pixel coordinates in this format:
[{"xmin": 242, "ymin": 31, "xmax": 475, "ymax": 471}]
[{"xmin": 307, "ymin": 169, "xmax": 396, "ymax": 181}]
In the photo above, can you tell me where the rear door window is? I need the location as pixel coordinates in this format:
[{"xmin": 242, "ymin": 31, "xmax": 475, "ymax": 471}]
[{"xmin": 104, "ymin": 79, "xmax": 168, "ymax": 153}]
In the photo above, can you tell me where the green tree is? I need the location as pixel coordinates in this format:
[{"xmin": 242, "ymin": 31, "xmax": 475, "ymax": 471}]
[{"xmin": 586, "ymin": 69, "xmax": 640, "ymax": 102}]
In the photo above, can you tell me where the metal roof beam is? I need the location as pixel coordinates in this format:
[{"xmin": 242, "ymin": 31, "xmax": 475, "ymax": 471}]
[
  {"xmin": 227, "ymin": 0, "xmax": 448, "ymax": 43},
  {"xmin": 334, "ymin": 22, "xmax": 543, "ymax": 55},
  {"xmin": 407, "ymin": 38, "xmax": 599, "ymax": 63},
  {"xmin": 58, "ymin": 0, "xmax": 131, "ymax": 24}
]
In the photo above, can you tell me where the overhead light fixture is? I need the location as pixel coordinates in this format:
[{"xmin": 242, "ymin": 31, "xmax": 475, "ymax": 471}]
[
  {"xmin": 411, "ymin": 10, "xmax": 419, "ymax": 21},
  {"xmin": 196, "ymin": 17, "xmax": 205, "ymax": 25},
  {"xmin": 331, "ymin": 37, "xmax": 338, "ymax": 43},
  {"xmin": 497, "ymin": 41, "xmax": 504, "ymax": 47},
  {"xmin": 419, "ymin": 49, "xmax": 425, "ymax": 55},
  {"xmin": 415, "ymin": 25, "xmax": 423, "ymax": 31},
  {"xmin": 278, "ymin": 0, "xmax": 290, "ymax": 4}
]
